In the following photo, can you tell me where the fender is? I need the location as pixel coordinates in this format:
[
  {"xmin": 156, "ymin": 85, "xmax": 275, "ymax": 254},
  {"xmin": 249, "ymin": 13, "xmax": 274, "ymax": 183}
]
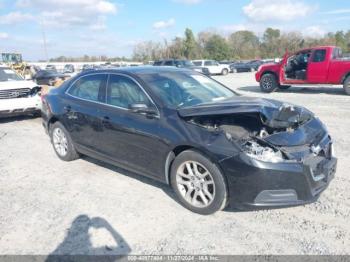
[{"xmin": 341, "ymin": 71, "xmax": 350, "ymax": 84}]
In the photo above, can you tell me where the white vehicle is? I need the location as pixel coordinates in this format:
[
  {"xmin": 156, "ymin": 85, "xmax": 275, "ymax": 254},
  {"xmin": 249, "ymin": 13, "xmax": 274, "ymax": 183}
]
[
  {"xmin": 0, "ymin": 66, "xmax": 41, "ymax": 117},
  {"xmin": 192, "ymin": 60, "xmax": 230, "ymax": 75}
]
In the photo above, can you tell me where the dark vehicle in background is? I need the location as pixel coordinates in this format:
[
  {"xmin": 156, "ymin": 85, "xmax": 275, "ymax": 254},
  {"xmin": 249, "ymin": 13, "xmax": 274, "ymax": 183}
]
[
  {"xmin": 45, "ymin": 64, "xmax": 57, "ymax": 73},
  {"xmin": 153, "ymin": 59, "xmax": 210, "ymax": 75},
  {"xmin": 82, "ymin": 64, "xmax": 93, "ymax": 71},
  {"xmin": 219, "ymin": 60, "xmax": 236, "ymax": 65},
  {"xmin": 256, "ymin": 46, "xmax": 350, "ymax": 94},
  {"xmin": 230, "ymin": 60, "xmax": 263, "ymax": 73},
  {"xmin": 82, "ymin": 64, "xmax": 102, "ymax": 71},
  {"xmin": 63, "ymin": 64, "xmax": 75, "ymax": 73},
  {"xmin": 33, "ymin": 70, "xmax": 66, "ymax": 86},
  {"xmin": 41, "ymin": 67, "xmax": 336, "ymax": 215}
]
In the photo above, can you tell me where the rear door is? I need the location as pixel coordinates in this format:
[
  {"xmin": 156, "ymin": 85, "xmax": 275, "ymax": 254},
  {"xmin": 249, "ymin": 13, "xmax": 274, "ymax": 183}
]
[
  {"xmin": 307, "ymin": 48, "xmax": 329, "ymax": 83},
  {"xmin": 62, "ymin": 73, "xmax": 108, "ymax": 151}
]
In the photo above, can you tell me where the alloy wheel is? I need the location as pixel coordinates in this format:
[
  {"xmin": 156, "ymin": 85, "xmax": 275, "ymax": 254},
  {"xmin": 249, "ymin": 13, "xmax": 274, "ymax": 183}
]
[
  {"xmin": 262, "ymin": 77, "xmax": 273, "ymax": 90},
  {"xmin": 52, "ymin": 128, "xmax": 68, "ymax": 157},
  {"xmin": 176, "ymin": 161, "xmax": 215, "ymax": 208}
]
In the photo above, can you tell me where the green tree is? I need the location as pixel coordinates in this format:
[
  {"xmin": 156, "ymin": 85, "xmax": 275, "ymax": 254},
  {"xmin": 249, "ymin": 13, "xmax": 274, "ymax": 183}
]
[
  {"xmin": 183, "ymin": 28, "xmax": 197, "ymax": 59},
  {"xmin": 228, "ymin": 30, "xmax": 260, "ymax": 59},
  {"xmin": 168, "ymin": 37, "xmax": 185, "ymax": 58},
  {"xmin": 204, "ymin": 34, "xmax": 231, "ymax": 61},
  {"xmin": 261, "ymin": 28, "xmax": 281, "ymax": 58},
  {"xmin": 335, "ymin": 31, "xmax": 347, "ymax": 51}
]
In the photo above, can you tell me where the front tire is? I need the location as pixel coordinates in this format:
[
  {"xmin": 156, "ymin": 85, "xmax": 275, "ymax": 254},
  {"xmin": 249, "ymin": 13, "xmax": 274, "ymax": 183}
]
[
  {"xmin": 170, "ymin": 150, "xmax": 228, "ymax": 215},
  {"xmin": 50, "ymin": 122, "xmax": 80, "ymax": 161},
  {"xmin": 221, "ymin": 69, "xmax": 229, "ymax": 76},
  {"xmin": 260, "ymin": 73, "xmax": 278, "ymax": 93},
  {"xmin": 344, "ymin": 76, "xmax": 350, "ymax": 95}
]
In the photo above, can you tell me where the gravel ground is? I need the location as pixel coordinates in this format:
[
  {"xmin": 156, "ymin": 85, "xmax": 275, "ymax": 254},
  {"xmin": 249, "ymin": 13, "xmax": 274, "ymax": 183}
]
[{"xmin": 0, "ymin": 72, "xmax": 349, "ymax": 255}]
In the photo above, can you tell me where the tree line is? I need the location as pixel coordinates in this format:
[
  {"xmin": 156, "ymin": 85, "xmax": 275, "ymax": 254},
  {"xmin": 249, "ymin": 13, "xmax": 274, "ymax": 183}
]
[
  {"xmin": 132, "ymin": 28, "xmax": 350, "ymax": 62},
  {"xmin": 47, "ymin": 55, "xmax": 133, "ymax": 63}
]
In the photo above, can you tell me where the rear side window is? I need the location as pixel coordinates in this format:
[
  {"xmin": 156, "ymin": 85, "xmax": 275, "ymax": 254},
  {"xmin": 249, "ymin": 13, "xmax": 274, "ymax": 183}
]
[
  {"xmin": 193, "ymin": 61, "xmax": 202, "ymax": 66},
  {"xmin": 106, "ymin": 74, "xmax": 152, "ymax": 109},
  {"xmin": 204, "ymin": 61, "xmax": 214, "ymax": 66},
  {"xmin": 312, "ymin": 49, "xmax": 326, "ymax": 62},
  {"xmin": 68, "ymin": 74, "xmax": 107, "ymax": 102}
]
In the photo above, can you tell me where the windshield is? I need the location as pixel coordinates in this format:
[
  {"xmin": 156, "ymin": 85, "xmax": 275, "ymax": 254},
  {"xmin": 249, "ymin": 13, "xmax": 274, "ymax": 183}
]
[
  {"xmin": 139, "ymin": 71, "xmax": 236, "ymax": 108},
  {"xmin": 0, "ymin": 68, "xmax": 23, "ymax": 81}
]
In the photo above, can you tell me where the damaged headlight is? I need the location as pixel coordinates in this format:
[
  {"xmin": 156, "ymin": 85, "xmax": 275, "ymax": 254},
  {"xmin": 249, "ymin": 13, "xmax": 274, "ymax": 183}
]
[{"xmin": 243, "ymin": 141, "xmax": 284, "ymax": 163}]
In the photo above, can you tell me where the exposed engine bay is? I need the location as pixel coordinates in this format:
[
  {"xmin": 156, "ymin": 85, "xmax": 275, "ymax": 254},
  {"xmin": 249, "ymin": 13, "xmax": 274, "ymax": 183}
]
[{"xmin": 186, "ymin": 104, "xmax": 317, "ymax": 163}]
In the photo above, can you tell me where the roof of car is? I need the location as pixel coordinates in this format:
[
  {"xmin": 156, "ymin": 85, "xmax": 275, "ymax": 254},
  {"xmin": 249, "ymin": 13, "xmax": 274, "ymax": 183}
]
[{"xmin": 80, "ymin": 66, "xmax": 195, "ymax": 75}]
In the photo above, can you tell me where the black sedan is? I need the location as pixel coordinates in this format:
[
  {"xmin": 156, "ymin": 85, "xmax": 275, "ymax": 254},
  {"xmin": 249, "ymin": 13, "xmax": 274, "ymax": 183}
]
[
  {"xmin": 41, "ymin": 67, "xmax": 336, "ymax": 214},
  {"xmin": 230, "ymin": 60, "xmax": 263, "ymax": 73},
  {"xmin": 33, "ymin": 70, "xmax": 67, "ymax": 86},
  {"xmin": 153, "ymin": 59, "xmax": 210, "ymax": 76}
]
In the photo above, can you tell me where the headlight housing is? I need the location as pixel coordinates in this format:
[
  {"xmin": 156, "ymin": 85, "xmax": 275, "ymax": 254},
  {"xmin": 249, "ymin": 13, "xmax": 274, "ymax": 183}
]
[{"xmin": 243, "ymin": 140, "xmax": 284, "ymax": 163}]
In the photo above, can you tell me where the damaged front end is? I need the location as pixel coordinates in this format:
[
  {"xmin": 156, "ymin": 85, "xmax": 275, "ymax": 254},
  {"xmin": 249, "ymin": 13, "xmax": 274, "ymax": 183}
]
[
  {"xmin": 182, "ymin": 101, "xmax": 318, "ymax": 163},
  {"xmin": 178, "ymin": 97, "xmax": 337, "ymax": 208}
]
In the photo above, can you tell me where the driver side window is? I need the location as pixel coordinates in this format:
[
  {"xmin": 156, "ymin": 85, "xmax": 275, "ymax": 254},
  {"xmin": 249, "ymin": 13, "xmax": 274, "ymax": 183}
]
[{"xmin": 106, "ymin": 74, "xmax": 152, "ymax": 109}]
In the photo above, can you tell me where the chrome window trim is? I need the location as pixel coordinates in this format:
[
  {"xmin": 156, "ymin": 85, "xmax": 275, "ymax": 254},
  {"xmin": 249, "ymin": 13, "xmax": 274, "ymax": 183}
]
[{"xmin": 65, "ymin": 72, "xmax": 160, "ymax": 118}]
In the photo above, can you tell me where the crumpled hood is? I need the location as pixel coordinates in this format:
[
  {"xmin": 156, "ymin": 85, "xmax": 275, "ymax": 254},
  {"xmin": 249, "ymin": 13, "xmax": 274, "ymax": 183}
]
[
  {"xmin": 178, "ymin": 96, "xmax": 313, "ymax": 128},
  {"xmin": 178, "ymin": 96, "xmax": 320, "ymax": 147},
  {"xmin": 0, "ymin": 80, "xmax": 38, "ymax": 90}
]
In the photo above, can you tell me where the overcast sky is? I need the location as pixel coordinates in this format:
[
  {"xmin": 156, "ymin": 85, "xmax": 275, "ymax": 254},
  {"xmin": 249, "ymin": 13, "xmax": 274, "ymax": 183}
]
[{"xmin": 0, "ymin": 0, "xmax": 349, "ymax": 61}]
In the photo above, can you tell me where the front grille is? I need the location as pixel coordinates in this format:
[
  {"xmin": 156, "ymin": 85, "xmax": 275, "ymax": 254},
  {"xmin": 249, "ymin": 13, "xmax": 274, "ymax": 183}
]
[{"xmin": 0, "ymin": 88, "xmax": 31, "ymax": 99}]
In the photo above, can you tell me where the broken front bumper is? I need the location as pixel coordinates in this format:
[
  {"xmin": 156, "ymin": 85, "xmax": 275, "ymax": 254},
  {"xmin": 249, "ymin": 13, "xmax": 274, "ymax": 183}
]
[
  {"xmin": 0, "ymin": 95, "xmax": 42, "ymax": 117},
  {"xmin": 220, "ymin": 151, "xmax": 337, "ymax": 210}
]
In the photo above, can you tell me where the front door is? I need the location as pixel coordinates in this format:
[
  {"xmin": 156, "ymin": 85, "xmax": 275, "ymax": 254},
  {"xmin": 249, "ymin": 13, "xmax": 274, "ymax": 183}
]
[{"xmin": 98, "ymin": 74, "xmax": 168, "ymax": 179}]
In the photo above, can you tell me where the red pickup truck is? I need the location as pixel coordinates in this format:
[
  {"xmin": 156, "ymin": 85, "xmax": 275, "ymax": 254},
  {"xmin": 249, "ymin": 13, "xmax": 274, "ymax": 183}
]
[{"xmin": 255, "ymin": 46, "xmax": 350, "ymax": 95}]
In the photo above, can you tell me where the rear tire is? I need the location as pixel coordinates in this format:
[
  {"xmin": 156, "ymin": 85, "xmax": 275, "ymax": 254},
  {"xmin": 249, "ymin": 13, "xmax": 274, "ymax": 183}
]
[
  {"xmin": 250, "ymin": 67, "xmax": 255, "ymax": 72},
  {"xmin": 170, "ymin": 150, "xmax": 228, "ymax": 215},
  {"xmin": 221, "ymin": 69, "xmax": 229, "ymax": 76},
  {"xmin": 260, "ymin": 73, "xmax": 278, "ymax": 93},
  {"xmin": 232, "ymin": 68, "xmax": 237, "ymax": 73},
  {"xmin": 50, "ymin": 122, "xmax": 80, "ymax": 161},
  {"xmin": 344, "ymin": 76, "xmax": 350, "ymax": 95}
]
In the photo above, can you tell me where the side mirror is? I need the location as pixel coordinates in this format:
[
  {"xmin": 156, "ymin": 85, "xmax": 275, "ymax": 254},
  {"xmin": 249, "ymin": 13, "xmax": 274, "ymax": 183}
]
[{"xmin": 129, "ymin": 103, "xmax": 158, "ymax": 117}]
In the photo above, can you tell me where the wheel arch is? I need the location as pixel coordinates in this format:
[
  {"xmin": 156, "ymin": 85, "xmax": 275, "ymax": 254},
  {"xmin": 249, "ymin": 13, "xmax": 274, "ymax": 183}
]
[
  {"xmin": 47, "ymin": 116, "xmax": 60, "ymax": 132},
  {"xmin": 341, "ymin": 71, "xmax": 350, "ymax": 84},
  {"xmin": 164, "ymin": 145, "xmax": 225, "ymax": 185},
  {"xmin": 261, "ymin": 70, "xmax": 278, "ymax": 80}
]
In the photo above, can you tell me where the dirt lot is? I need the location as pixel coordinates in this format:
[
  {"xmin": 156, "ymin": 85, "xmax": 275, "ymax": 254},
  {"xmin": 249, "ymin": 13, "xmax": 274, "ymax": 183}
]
[{"xmin": 0, "ymin": 72, "xmax": 349, "ymax": 255}]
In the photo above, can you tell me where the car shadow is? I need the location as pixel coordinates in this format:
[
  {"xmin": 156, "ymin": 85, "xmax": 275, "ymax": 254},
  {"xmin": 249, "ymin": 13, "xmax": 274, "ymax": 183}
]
[
  {"xmin": 238, "ymin": 85, "xmax": 346, "ymax": 96},
  {"xmin": 82, "ymin": 156, "xmax": 180, "ymax": 206},
  {"xmin": 46, "ymin": 214, "xmax": 131, "ymax": 261},
  {"xmin": 0, "ymin": 114, "xmax": 40, "ymax": 124}
]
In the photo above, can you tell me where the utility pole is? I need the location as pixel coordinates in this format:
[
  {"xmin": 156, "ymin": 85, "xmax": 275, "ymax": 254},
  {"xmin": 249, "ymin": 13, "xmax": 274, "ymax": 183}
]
[{"xmin": 40, "ymin": 19, "xmax": 49, "ymax": 62}]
